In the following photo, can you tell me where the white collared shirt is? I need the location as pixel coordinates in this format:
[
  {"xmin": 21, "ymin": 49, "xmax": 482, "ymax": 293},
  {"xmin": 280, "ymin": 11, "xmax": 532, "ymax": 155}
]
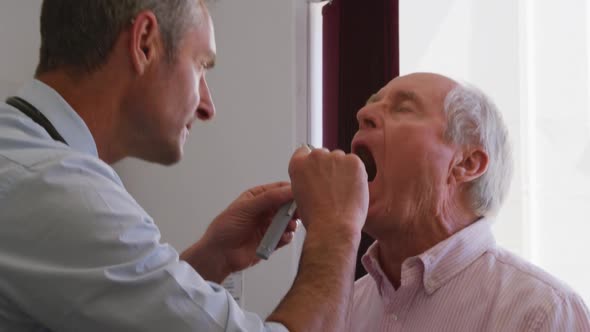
[{"xmin": 0, "ymin": 80, "xmax": 287, "ymax": 332}]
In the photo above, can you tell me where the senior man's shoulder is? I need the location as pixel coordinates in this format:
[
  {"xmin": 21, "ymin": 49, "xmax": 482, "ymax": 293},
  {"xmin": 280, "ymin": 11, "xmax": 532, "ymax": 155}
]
[
  {"xmin": 483, "ymin": 246, "xmax": 579, "ymax": 301},
  {"xmin": 477, "ymin": 245, "xmax": 590, "ymax": 327}
]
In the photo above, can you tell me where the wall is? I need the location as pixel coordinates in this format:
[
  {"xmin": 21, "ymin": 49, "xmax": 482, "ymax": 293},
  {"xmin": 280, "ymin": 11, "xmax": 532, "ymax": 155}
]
[
  {"xmin": 528, "ymin": 0, "xmax": 590, "ymax": 303},
  {"xmin": 0, "ymin": 0, "xmax": 41, "ymax": 99}
]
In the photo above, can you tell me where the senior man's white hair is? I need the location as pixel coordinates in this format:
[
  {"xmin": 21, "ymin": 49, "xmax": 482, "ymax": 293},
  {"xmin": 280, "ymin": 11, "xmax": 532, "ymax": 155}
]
[{"xmin": 443, "ymin": 83, "xmax": 513, "ymax": 217}]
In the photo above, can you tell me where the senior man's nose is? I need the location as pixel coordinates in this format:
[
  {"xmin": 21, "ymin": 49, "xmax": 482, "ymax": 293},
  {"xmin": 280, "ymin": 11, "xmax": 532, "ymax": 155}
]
[{"xmin": 356, "ymin": 105, "xmax": 380, "ymax": 130}]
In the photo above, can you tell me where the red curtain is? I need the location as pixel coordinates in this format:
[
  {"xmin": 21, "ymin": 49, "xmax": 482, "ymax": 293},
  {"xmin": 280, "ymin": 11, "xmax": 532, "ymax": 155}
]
[{"xmin": 323, "ymin": 0, "xmax": 399, "ymax": 279}]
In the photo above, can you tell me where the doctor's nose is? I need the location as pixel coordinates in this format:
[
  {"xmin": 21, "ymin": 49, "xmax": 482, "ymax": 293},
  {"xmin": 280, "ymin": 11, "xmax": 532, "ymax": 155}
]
[{"xmin": 197, "ymin": 76, "xmax": 215, "ymax": 121}]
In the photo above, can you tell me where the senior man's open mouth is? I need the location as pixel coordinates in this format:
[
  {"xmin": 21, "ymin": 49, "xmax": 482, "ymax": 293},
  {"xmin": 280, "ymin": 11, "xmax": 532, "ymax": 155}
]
[{"xmin": 353, "ymin": 145, "xmax": 377, "ymax": 182}]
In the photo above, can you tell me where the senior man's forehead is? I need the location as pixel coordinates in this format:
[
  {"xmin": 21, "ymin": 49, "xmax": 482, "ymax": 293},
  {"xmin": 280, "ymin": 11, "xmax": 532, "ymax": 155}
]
[
  {"xmin": 366, "ymin": 89, "xmax": 421, "ymax": 105},
  {"xmin": 391, "ymin": 73, "xmax": 455, "ymax": 89},
  {"xmin": 365, "ymin": 73, "xmax": 457, "ymax": 111},
  {"xmin": 388, "ymin": 73, "xmax": 456, "ymax": 100}
]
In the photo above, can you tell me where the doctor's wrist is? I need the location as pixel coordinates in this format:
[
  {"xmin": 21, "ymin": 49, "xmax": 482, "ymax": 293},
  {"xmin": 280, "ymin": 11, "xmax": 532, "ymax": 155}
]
[{"xmin": 180, "ymin": 240, "xmax": 232, "ymax": 284}]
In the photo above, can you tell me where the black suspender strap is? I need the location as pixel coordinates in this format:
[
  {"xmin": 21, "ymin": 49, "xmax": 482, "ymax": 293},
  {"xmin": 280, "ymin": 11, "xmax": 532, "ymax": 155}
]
[{"xmin": 5, "ymin": 96, "xmax": 68, "ymax": 145}]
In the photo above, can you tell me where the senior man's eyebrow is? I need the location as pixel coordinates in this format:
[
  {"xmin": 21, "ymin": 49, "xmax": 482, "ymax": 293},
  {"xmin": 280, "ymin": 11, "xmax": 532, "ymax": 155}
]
[
  {"xmin": 393, "ymin": 90, "xmax": 422, "ymax": 105},
  {"xmin": 366, "ymin": 94, "xmax": 380, "ymax": 105}
]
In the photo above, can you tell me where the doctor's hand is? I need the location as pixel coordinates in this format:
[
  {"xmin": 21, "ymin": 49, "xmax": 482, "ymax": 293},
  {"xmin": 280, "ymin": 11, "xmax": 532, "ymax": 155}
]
[
  {"xmin": 265, "ymin": 147, "xmax": 369, "ymax": 331},
  {"xmin": 181, "ymin": 182, "xmax": 297, "ymax": 284},
  {"xmin": 288, "ymin": 146, "xmax": 369, "ymax": 240}
]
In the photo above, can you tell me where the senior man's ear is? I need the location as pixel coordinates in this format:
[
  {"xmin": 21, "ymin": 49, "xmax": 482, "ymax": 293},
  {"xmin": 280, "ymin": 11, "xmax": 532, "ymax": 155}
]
[{"xmin": 451, "ymin": 148, "xmax": 489, "ymax": 184}]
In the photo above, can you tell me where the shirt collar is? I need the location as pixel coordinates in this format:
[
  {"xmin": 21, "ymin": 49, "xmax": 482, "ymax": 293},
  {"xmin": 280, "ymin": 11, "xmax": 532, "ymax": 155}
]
[
  {"xmin": 361, "ymin": 243, "xmax": 392, "ymax": 297},
  {"xmin": 16, "ymin": 79, "xmax": 98, "ymax": 158},
  {"xmin": 362, "ymin": 218, "xmax": 496, "ymax": 295}
]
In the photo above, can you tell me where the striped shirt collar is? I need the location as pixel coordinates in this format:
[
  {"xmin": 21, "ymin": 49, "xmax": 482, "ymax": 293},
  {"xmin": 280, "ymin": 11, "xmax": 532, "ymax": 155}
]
[{"xmin": 362, "ymin": 218, "xmax": 496, "ymax": 296}]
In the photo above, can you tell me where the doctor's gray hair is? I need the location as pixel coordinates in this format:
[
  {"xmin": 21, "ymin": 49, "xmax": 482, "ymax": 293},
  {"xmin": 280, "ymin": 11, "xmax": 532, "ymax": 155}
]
[
  {"xmin": 443, "ymin": 83, "xmax": 513, "ymax": 217},
  {"xmin": 36, "ymin": 0, "xmax": 205, "ymax": 75}
]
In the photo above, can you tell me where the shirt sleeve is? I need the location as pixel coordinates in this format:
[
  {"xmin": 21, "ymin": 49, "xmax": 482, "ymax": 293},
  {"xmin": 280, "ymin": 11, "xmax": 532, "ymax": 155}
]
[
  {"xmin": 538, "ymin": 290, "xmax": 590, "ymax": 332},
  {"xmin": 0, "ymin": 154, "xmax": 289, "ymax": 332}
]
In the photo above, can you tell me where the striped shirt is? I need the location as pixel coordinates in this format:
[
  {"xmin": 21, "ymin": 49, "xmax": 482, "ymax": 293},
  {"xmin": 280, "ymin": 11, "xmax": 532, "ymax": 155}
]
[{"xmin": 351, "ymin": 219, "xmax": 590, "ymax": 331}]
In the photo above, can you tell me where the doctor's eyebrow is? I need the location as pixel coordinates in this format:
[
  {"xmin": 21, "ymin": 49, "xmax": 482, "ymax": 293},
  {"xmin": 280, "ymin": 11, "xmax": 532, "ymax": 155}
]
[{"xmin": 203, "ymin": 52, "xmax": 216, "ymax": 69}]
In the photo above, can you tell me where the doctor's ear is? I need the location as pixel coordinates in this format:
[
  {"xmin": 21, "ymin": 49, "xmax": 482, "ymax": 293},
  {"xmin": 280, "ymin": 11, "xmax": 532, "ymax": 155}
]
[
  {"xmin": 129, "ymin": 11, "xmax": 162, "ymax": 74},
  {"xmin": 451, "ymin": 148, "xmax": 489, "ymax": 184}
]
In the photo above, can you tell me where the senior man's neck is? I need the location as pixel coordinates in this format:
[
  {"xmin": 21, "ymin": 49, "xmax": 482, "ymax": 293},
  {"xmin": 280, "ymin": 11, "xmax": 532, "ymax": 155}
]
[{"xmin": 375, "ymin": 209, "xmax": 478, "ymax": 289}]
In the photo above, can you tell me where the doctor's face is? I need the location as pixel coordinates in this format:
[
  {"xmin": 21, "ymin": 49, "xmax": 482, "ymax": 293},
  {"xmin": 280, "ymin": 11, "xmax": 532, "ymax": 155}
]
[{"xmin": 130, "ymin": 4, "xmax": 217, "ymax": 165}]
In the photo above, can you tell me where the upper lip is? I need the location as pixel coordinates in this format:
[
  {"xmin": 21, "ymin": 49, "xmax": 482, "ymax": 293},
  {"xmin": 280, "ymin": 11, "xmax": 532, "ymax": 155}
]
[
  {"xmin": 186, "ymin": 118, "xmax": 196, "ymax": 130},
  {"xmin": 351, "ymin": 136, "xmax": 371, "ymax": 158},
  {"xmin": 187, "ymin": 113, "xmax": 200, "ymax": 130}
]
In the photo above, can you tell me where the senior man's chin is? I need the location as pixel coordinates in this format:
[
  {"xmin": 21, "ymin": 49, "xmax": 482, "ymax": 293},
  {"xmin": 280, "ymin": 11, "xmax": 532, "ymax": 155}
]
[
  {"xmin": 363, "ymin": 202, "xmax": 404, "ymax": 232},
  {"xmin": 361, "ymin": 218, "xmax": 382, "ymax": 240},
  {"xmin": 363, "ymin": 208, "xmax": 384, "ymax": 231}
]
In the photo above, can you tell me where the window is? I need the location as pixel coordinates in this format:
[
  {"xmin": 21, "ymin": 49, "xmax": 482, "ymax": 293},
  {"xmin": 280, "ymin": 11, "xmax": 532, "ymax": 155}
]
[
  {"xmin": 400, "ymin": 0, "xmax": 590, "ymax": 303},
  {"xmin": 309, "ymin": 1, "xmax": 328, "ymax": 148}
]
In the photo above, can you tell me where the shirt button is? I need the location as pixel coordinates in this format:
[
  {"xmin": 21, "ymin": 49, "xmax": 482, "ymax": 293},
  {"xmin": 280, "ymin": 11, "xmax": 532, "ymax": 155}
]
[{"xmin": 392, "ymin": 314, "xmax": 398, "ymax": 321}]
